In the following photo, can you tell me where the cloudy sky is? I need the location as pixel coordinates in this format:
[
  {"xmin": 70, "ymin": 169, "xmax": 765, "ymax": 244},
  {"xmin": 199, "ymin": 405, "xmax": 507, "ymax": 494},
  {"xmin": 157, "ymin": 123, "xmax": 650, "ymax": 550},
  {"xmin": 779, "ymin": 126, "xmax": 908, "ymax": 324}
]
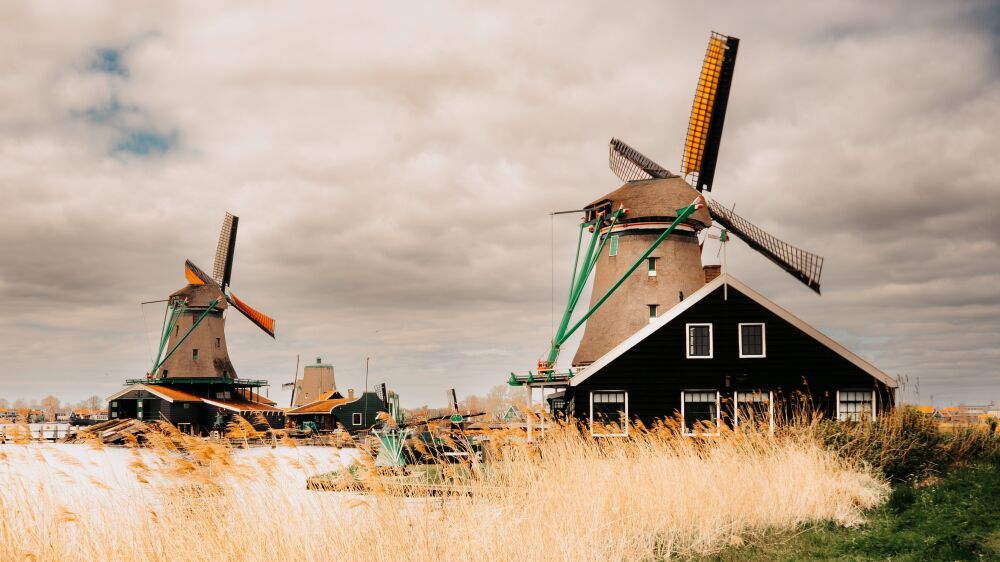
[{"xmin": 1, "ymin": 1, "xmax": 997, "ymax": 408}]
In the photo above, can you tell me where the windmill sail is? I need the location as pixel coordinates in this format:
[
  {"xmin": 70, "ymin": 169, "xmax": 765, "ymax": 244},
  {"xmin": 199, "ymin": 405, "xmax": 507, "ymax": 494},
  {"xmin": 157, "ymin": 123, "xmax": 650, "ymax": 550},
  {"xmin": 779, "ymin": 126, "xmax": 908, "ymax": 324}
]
[
  {"xmin": 608, "ymin": 138, "xmax": 675, "ymax": 182},
  {"xmin": 185, "ymin": 260, "xmax": 218, "ymax": 287},
  {"xmin": 706, "ymin": 198, "xmax": 823, "ymax": 293},
  {"xmin": 681, "ymin": 32, "xmax": 739, "ymax": 192},
  {"xmin": 213, "ymin": 213, "xmax": 239, "ymax": 288},
  {"xmin": 228, "ymin": 290, "xmax": 276, "ymax": 338}
]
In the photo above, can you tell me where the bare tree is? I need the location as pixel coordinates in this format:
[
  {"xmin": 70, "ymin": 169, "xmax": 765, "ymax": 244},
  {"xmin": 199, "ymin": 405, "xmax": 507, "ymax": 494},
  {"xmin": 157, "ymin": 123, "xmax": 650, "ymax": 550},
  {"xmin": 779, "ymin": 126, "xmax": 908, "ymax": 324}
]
[
  {"xmin": 40, "ymin": 395, "xmax": 60, "ymax": 420},
  {"xmin": 84, "ymin": 395, "xmax": 103, "ymax": 411}
]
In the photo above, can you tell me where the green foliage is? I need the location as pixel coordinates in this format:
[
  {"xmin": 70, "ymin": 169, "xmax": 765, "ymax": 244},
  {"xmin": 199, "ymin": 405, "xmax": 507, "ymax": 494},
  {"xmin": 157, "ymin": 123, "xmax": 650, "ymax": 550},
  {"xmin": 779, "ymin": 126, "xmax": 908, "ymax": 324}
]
[
  {"xmin": 707, "ymin": 463, "xmax": 1000, "ymax": 561},
  {"xmin": 811, "ymin": 406, "xmax": 1000, "ymax": 482}
]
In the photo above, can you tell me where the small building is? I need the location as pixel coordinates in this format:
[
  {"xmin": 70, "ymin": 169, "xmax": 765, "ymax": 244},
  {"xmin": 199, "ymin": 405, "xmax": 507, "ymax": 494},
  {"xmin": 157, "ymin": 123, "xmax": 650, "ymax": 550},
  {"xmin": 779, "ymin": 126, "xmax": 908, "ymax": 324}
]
[
  {"xmin": 286, "ymin": 390, "xmax": 385, "ymax": 432},
  {"xmin": 560, "ymin": 274, "xmax": 897, "ymax": 435}
]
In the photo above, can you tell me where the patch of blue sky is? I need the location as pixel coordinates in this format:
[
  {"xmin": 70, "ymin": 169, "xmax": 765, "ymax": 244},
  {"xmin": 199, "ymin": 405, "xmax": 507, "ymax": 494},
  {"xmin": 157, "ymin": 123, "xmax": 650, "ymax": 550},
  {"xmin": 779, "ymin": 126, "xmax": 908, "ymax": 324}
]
[
  {"xmin": 112, "ymin": 130, "xmax": 177, "ymax": 157},
  {"xmin": 90, "ymin": 48, "xmax": 128, "ymax": 77}
]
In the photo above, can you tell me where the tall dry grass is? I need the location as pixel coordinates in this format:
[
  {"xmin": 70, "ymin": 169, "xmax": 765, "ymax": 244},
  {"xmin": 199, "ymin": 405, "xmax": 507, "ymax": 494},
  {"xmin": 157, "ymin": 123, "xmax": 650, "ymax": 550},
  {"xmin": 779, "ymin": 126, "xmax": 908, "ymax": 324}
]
[{"xmin": 0, "ymin": 419, "xmax": 887, "ymax": 561}]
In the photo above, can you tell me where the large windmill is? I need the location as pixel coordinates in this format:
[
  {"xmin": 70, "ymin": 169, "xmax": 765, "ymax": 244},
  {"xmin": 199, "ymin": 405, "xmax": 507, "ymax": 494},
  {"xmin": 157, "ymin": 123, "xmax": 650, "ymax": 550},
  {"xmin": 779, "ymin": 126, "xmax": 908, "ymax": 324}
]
[
  {"xmin": 149, "ymin": 212, "xmax": 276, "ymax": 382},
  {"xmin": 109, "ymin": 213, "xmax": 283, "ymax": 432},
  {"xmin": 525, "ymin": 32, "xmax": 824, "ymax": 376}
]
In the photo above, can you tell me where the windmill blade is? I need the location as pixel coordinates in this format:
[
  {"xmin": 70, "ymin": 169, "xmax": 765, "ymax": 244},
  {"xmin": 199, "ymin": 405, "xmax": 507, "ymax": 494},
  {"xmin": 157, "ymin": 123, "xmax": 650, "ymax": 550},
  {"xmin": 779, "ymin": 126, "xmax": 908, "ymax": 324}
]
[
  {"xmin": 184, "ymin": 260, "xmax": 219, "ymax": 287},
  {"xmin": 227, "ymin": 290, "xmax": 276, "ymax": 338},
  {"xmin": 706, "ymin": 198, "xmax": 823, "ymax": 293},
  {"xmin": 213, "ymin": 213, "xmax": 239, "ymax": 288},
  {"xmin": 608, "ymin": 138, "xmax": 675, "ymax": 182},
  {"xmin": 680, "ymin": 32, "xmax": 739, "ymax": 192}
]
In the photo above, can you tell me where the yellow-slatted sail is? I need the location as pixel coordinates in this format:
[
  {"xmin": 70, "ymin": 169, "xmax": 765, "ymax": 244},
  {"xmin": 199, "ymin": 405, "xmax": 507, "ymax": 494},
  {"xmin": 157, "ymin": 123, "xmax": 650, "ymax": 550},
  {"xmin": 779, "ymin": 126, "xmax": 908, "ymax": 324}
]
[{"xmin": 681, "ymin": 33, "xmax": 728, "ymax": 178}]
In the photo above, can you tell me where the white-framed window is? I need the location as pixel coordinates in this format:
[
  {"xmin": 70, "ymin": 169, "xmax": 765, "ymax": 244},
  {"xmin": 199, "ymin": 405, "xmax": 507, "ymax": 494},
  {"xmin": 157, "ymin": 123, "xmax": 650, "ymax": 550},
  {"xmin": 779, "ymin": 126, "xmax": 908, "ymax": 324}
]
[
  {"xmin": 590, "ymin": 391, "xmax": 628, "ymax": 437},
  {"xmin": 647, "ymin": 257, "xmax": 657, "ymax": 277},
  {"xmin": 686, "ymin": 323, "xmax": 713, "ymax": 358},
  {"xmin": 734, "ymin": 390, "xmax": 774, "ymax": 433},
  {"xmin": 609, "ymin": 235, "xmax": 619, "ymax": 257},
  {"xmin": 648, "ymin": 304, "xmax": 658, "ymax": 323},
  {"xmin": 738, "ymin": 323, "xmax": 766, "ymax": 358},
  {"xmin": 837, "ymin": 390, "xmax": 876, "ymax": 421},
  {"xmin": 682, "ymin": 390, "xmax": 720, "ymax": 436},
  {"xmin": 352, "ymin": 412, "xmax": 363, "ymax": 426}
]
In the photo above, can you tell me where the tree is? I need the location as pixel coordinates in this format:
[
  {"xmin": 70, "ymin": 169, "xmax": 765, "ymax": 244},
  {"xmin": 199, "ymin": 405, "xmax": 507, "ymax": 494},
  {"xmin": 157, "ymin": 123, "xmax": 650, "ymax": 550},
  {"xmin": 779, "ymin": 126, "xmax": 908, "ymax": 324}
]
[
  {"xmin": 40, "ymin": 395, "xmax": 60, "ymax": 420},
  {"xmin": 83, "ymin": 395, "xmax": 103, "ymax": 411}
]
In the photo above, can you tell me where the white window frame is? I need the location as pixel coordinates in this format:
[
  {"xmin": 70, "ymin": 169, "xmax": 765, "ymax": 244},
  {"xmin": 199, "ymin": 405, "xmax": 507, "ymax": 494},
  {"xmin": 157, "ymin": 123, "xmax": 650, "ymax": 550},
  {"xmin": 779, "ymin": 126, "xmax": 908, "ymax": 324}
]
[
  {"xmin": 733, "ymin": 390, "xmax": 774, "ymax": 433},
  {"xmin": 685, "ymin": 323, "xmax": 714, "ymax": 359},
  {"xmin": 352, "ymin": 412, "xmax": 363, "ymax": 426},
  {"xmin": 836, "ymin": 389, "xmax": 876, "ymax": 422},
  {"xmin": 681, "ymin": 390, "xmax": 721, "ymax": 436},
  {"xmin": 589, "ymin": 390, "xmax": 629, "ymax": 437},
  {"xmin": 648, "ymin": 304, "xmax": 658, "ymax": 324},
  {"xmin": 738, "ymin": 323, "xmax": 767, "ymax": 358},
  {"xmin": 647, "ymin": 257, "xmax": 657, "ymax": 277}
]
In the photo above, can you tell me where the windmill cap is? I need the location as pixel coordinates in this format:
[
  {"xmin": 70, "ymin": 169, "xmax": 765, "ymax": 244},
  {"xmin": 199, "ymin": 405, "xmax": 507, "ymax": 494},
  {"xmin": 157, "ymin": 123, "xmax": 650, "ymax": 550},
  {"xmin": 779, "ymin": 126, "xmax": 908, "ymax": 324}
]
[
  {"xmin": 169, "ymin": 283, "xmax": 228, "ymax": 309},
  {"xmin": 586, "ymin": 177, "xmax": 712, "ymax": 229}
]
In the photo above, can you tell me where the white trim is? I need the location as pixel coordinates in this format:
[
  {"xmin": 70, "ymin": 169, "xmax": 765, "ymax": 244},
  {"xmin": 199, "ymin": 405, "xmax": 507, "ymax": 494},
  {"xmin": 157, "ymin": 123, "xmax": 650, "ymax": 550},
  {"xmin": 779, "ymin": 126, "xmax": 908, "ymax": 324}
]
[
  {"xmin": 571, "ymin": 274, "xmax": 896, "ymax": 388},
  {"xmin": 836, "ymin": 389, "xmax": 876, "ymax": 422},
  {"xmin": 589, "ymin": 390, "xmax": 629, "ymax": 437},
  {"xmin": 738, "ymin": 323, "xmax": 767, "ymax": 358},
  {"xmin": 352, "ymin": 412, "xmax": 363, "ymax": 426},
  {"xmin": 734, "ymin": 390, "xmax": 774, "ymax": 433},
  {"xmin": 681, "ymin": 390, "xmax": 721, "ymax": 436},
  {"xmin": 685, "ymin": 323, "xmax": 713, "ymax": 359},
  {"xmin": 647, "ymin": 257, "xmax": 657, "ymax": 277},
  {"xmin": 105, "ymin": 384, "xmax": 198, "ymax": 404}
]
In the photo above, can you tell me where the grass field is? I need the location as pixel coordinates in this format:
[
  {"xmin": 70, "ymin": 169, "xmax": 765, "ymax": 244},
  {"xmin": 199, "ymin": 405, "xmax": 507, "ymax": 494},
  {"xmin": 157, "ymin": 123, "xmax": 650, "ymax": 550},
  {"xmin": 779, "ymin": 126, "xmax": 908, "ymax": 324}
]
[
  {"xmin": 707, "ymin": 462, "xmax": 1000, "ymax": 561},
  {"xmin": 1, "ymin": 408, "xmax": 997, "ymax": 561}
]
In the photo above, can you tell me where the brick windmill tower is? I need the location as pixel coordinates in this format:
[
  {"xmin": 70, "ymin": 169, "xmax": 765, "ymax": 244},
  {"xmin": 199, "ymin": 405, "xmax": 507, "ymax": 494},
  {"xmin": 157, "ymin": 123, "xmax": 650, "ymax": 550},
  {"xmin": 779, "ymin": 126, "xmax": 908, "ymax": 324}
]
[{"xmin": 524, "ymin": 32, "xmax": 825, "ymax": 378}]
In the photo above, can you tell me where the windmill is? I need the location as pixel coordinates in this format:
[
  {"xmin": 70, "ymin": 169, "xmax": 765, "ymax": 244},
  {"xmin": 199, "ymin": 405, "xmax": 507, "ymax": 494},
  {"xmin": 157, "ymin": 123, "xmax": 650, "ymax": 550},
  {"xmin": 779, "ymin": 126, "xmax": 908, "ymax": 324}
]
[
  {"xmin": 148, "ymin": 212, "xmax": 276, "ymax": 382},
  {"xmin": 519, "ymin": 32, "xmax": 824, "ymax": 378}
]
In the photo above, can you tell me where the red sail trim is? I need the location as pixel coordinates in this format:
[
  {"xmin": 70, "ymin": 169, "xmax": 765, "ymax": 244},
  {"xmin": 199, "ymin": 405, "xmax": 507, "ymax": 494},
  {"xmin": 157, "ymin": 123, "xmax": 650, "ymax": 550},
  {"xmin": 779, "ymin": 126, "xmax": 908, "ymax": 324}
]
[{"xmin": 228, "ymin": 290, "xmax": 276, "ymax": 338}]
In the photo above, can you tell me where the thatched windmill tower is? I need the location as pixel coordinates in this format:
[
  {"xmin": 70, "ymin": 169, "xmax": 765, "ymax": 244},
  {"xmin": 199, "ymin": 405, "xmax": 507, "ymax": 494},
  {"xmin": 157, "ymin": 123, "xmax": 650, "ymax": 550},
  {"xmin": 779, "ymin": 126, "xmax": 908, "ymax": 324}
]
[{"xmin": 520, "ymin": 33, "xmax": 824, "ymax": 377}]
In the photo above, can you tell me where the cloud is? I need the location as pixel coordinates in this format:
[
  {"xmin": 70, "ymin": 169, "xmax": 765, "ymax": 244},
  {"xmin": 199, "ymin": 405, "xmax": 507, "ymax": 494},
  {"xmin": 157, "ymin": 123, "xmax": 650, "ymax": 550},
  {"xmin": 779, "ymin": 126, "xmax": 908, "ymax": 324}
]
[{"xmin": 0, "ymin": 0, "xmax": 997, "ymax": 407}]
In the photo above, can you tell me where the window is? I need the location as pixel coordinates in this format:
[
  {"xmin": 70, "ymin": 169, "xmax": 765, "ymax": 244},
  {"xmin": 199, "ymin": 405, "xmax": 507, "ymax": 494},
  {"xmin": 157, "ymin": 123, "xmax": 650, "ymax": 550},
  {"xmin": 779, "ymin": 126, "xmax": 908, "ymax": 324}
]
[
  {"xmin": 739, "ymin": 323, "xmax": 766, "ymax": 358},
  {"xmin": 838, "ymin": 390, "xmax": 875, "ymax": 421},
  {"xmin": 609, "ymin": 235, "xmax": 619, "ymax": 257},
  {"xmin": 647, "ymin": 257, "xmax": 657, "ymax": 277},
  {"xmin": 648, "ymin": 304, "xmax": 658, "ymax": 323},
  {"xmin": 734, "ymin": 390, "xmax": 773, "ymax": 432},
  {"xmin": 682, "ymin": 391, "xmax": 720, "ymax": 436},
  {"xmin": 215, "ymin": 338, "xmax": 221, "ymax": 349},
  {"xmin": 216, "ymin": 391, "xmax": 230, "ymax": 400},
  {"xmin": 352, "ymin": 412, "xmax": 363, "ymax": 426},
  {"xmin": 192, "ymin": 349, "xmax": 199, "ymax": 360},
  {"xmin": 590, "ymin": 391, "xmax": 628, "ymax": 436},
  {"xmin": 183, "ymin": 403, "xmax": 190, "ymax": 409},
  {"xmin": 174, "ymin": 325, "xmax": 179, "ymax": 337},
  {"xmin": 110, "ymin": 401, "xmax": 117, "ymax": 407},
  {"xmin": 686, "ymin": 323, "xmax": 713, "ymax": 358},
  {"xmin": 162, "ymin": 369, "xmax": 168, "ymax": 376}
]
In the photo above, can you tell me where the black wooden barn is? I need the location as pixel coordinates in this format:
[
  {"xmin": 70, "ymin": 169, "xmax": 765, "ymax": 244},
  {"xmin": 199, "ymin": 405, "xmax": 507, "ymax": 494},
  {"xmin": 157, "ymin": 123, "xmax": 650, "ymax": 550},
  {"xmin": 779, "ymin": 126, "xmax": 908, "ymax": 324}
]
[
  {"xmin": 558, "ymin": 274, "xmax": 896, "ymax": 435},
  {"xmin": 107, "ymin": 384, "xmax": 285, "ymax": 435}
]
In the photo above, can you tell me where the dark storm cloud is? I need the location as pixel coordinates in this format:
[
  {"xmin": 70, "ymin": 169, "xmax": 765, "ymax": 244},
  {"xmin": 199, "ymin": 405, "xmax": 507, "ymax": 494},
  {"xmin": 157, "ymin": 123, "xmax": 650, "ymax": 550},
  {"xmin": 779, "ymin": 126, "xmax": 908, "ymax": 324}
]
[{"xmin": 0, "ymin": 0, "xmax": 997, "ymax": 406}]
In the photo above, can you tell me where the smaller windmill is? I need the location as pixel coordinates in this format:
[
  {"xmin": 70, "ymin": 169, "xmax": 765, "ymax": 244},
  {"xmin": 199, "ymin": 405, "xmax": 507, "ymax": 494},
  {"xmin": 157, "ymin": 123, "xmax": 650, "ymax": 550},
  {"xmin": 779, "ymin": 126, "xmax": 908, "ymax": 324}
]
[{"xmin": 148, "ymin": 212, "xmax": 276, "ymax": 382}]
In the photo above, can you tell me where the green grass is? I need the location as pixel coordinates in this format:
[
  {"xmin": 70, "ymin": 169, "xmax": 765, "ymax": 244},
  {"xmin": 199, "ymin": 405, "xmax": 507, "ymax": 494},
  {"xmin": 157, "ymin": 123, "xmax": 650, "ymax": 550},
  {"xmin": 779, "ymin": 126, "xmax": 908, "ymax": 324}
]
[{"xmin": 706, "ymin": 462, "xmax": 1000, "ymax": 562}]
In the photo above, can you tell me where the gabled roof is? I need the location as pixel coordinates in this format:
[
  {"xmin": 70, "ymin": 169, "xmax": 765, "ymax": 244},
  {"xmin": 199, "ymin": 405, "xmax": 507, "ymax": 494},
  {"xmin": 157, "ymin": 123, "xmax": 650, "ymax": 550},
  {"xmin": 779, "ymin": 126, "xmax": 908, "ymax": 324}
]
[
  {"xmin": 107, "ymin": 384, "xmax": 204, "ymax": 403},
  {"xmin": 287, "ymin": 397, "xmax": 354, "ymax": 415},
  {"xmin": 203, "ymin": 397, "xmax": 283, "ymax": 413},
  {"xmin": 570, "ymin": 274, "xmax": 896, "ymax": 388}
]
